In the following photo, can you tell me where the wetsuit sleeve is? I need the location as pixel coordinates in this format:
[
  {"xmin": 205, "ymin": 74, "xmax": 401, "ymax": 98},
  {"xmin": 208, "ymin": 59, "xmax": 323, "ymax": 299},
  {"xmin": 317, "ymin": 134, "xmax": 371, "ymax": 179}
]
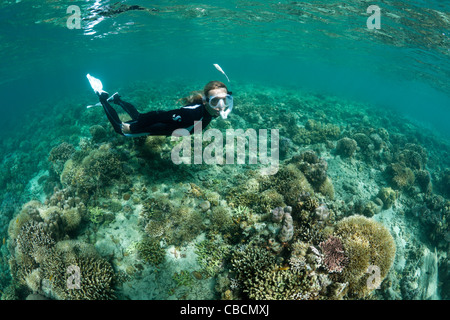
[{"xmin": 129, "ymin": 105, "xmax": 203, "ymax": 135}]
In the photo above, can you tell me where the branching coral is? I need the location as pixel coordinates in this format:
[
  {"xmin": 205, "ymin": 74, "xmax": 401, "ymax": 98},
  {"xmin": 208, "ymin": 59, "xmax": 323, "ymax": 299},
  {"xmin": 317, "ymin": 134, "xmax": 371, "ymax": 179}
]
[
  {"xmin": 333, "ymin": 215, "xmax": 396, "ymax": 298},
  {"xmin": 136, "ymin": 237, "xmax": 165, "ymax": 266},
  {"xmin": 319, "ymin": 235, "xmax": 348, "ymax": 273},
  {"xmin": 230, "ymin": 243, "xmax": 324, "ymax": 300},
  {"xmin": 195, "ymin": 238, "xmax": 231, "ymax": 278},
  {"xmin": 60, "ymin": 144, "xmax": 124, "ymax": 198}
]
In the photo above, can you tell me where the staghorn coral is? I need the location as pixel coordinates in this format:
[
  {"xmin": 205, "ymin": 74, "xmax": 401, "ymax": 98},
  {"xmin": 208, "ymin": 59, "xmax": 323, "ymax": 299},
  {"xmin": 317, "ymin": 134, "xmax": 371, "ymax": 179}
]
[
  {"xmin": 230, "ymin": 242, "xmax": 324, "ymax": 300},
  {"xmin": 40, "ymin": 241, "xmax": 116, "ymax": 300},
  {"xmin": 246, "ymin": 268, "xmax": 319, "ymax": 300},
  {"xmin": 15, "ymin": 220, "xmax": 55, "ymax": 263},
  {"xmin": 230, "ymin": 244, "xmax": 276, "ymax": 284},
  {"xmin": 64, "ymin": 256, "xmax": 115, "ymax": 300},
  {"xmin": 333, "ymin": 215, "xmax": 396, "ymax": 299}
]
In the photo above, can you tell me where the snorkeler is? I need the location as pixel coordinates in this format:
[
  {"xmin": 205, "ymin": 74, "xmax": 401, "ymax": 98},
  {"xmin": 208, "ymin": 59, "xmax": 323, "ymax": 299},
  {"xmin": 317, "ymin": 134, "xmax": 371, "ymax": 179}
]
[{"xmin": 86, "ymin": 75, "xmax": 233, "ymax": 137}]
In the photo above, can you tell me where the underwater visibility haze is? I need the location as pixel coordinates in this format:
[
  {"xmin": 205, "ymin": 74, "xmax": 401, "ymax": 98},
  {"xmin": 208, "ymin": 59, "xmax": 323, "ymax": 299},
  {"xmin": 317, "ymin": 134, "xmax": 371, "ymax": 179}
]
[{"xmin": 0, "ymin": 0, "xmax": 449, "ymax": 301}]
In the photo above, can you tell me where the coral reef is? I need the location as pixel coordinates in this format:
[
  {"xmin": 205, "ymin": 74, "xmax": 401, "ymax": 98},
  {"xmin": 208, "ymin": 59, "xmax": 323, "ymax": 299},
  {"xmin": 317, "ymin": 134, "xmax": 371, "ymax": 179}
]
[
  {"xmin": 5, "ymin": 199, "xmax": 116, "ymax": 300},
  {"xmin": 1, "ymin": 80, "xmax": 449, "ymax": 301}
]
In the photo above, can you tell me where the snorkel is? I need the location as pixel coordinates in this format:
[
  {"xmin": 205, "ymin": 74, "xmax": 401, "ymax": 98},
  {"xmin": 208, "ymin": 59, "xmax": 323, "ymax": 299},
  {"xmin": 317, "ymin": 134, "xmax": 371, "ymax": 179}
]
[{"xmin": 212, "ymin": 64, "xmax": 233, "ymax": 119}]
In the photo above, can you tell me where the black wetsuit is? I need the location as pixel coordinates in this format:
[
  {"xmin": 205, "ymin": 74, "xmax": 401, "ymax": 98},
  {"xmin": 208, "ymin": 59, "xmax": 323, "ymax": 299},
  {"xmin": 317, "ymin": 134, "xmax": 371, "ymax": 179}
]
[{"xmin": 99, "ymin": 95, "xmax": 215, "ymax": 137}]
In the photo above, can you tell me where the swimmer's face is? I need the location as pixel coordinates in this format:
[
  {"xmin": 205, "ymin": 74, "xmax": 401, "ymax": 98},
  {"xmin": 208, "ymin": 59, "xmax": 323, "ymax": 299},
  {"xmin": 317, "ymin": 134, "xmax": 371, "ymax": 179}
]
[{"xmin": 205, "ymin": 88, "xmax": 228, "ymax": 117}]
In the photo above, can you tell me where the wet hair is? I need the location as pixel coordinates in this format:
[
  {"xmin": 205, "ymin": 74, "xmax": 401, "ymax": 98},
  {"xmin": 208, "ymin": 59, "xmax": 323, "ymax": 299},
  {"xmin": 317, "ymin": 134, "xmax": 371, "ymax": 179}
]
[{"xmin": 178, "ymin": 81, "xmax": 230, "ymax": 105}]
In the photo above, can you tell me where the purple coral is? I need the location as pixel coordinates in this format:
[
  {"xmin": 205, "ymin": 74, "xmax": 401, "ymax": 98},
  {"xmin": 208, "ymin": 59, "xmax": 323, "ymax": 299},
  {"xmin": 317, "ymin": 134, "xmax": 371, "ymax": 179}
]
[
  {"xmin": 271, "ymin": 206, "xmax": 292, "ymax": 223},
  {"xmin": 271, "ymin": 207, "xmax": 285, "ymax": 223},
  {"xmin": 319, "ymin": 236, "xmax": 348, "ymax": 273},
  {"xmin": 278, "ymin": 211, "xmax": 294, "ymax": 242}
]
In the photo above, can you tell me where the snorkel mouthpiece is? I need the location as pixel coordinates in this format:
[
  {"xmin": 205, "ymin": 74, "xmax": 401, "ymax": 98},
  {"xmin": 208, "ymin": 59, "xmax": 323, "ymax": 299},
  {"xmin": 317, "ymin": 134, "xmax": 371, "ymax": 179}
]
[{"xmin": 219, "ymin": 100, "xmax": 233, "ymax": 119}]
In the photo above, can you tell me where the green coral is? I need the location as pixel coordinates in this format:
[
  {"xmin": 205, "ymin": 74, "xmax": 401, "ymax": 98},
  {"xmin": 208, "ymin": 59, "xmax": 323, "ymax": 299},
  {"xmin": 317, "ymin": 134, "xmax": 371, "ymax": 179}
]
[
  {"xmin": 169, "ymin": 206, "xmax": 204, "ymax": 245},
  {"xmin": 195, "ymin": 238, "xmax": 231, "ymax": 278},
  {"xmin": 396, "ymin": 143, "xmax": 427, "ymax": 170},
  {"xmin": 260, "ymin": 163, "xmax": 314, "ymax": 207},
  {"xmin": 230, "ymin": 244, "xmax": 276, "ymax": 284},
  {"xmin": 209, "ymin": 206, "xmax": 234, "ymax": 233},
  {"xmin": 87, "ymin": 206, "xmax": 105, "ymax": 224},
  {"xmin": 172, "ymin": 270, "xmax": 194, "ymax": 287},
  {"xmin": 377, "ymin": 187, "xmax": 397, "ymax": 209}
]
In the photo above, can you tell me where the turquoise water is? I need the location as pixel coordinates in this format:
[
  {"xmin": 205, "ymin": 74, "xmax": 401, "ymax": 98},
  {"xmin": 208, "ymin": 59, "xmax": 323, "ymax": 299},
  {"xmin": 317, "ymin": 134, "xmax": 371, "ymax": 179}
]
[{"xmin": 0, "ymin": 0, "xmax": 449, "ymax": 301}]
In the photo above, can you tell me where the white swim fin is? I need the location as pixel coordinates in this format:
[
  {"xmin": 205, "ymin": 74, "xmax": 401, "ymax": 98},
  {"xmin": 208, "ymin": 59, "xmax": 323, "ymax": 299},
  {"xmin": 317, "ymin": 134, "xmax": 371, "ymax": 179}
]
[
  {"xmin": 86, "ymin": 102, "xmax": 102, "ymax": 109},
  {"xmin": 86, "ymin": 74, "xmax": 103, "ymax": 94}
]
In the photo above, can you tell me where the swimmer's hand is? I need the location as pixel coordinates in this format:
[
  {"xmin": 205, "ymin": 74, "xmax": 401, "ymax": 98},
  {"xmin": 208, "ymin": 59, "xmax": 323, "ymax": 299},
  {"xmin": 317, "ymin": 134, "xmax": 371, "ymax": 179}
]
[{"xmin": 121, "ymin": 123, "xmax": 131, "ymax": 134}]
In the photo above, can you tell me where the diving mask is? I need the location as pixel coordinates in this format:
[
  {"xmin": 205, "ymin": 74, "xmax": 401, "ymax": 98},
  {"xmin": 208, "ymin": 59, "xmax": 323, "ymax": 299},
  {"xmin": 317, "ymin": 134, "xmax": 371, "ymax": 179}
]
[{"xmin": 208, "ymin": 94, "xmax": 233, "ymax": 119}]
